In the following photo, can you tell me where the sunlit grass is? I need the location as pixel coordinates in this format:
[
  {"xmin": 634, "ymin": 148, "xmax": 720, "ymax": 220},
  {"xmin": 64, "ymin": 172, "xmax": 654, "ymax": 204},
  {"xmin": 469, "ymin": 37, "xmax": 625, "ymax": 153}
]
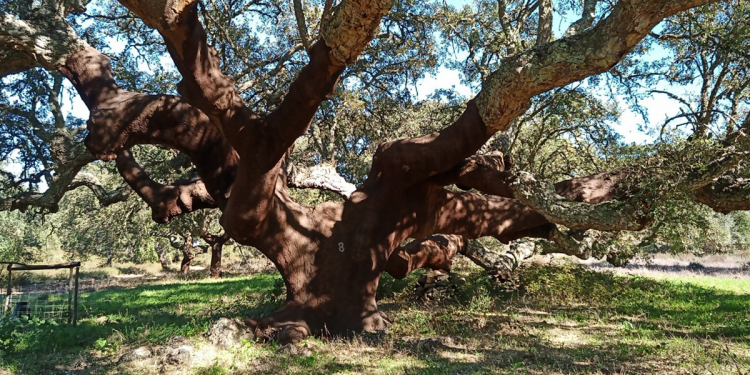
[{"xmin": 648, "ymin": 274, "xmax": 750, "ymax": 294}]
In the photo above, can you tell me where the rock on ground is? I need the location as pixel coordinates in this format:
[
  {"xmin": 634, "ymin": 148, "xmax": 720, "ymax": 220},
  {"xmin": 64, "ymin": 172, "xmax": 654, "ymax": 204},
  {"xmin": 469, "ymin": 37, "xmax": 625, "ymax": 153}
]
[{"xmin": 206, "ymin": 317, "xmax": 256, "ymax": 349}]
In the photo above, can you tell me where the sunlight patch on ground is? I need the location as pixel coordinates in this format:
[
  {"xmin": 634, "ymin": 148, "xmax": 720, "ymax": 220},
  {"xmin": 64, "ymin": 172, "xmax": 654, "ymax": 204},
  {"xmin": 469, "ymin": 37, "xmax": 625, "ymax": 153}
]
[
  {"xmin": 545, "ymin": 328, "xmax": 591, "ymax": 347},
  {"xmin": 114, "ymin": 274, "xmax": 146, "ymax": 279}
]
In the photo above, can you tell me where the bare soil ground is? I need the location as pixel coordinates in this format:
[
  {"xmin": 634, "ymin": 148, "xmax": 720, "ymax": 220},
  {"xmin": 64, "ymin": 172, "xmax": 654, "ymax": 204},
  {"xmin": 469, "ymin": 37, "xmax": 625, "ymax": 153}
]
[{"xmin": 574, "ymin": 251, "xmax": 750, "ymax": 279}]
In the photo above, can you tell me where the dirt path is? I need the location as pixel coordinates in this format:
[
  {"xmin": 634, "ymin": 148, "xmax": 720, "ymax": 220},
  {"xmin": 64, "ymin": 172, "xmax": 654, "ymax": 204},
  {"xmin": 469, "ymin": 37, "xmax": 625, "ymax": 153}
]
[{"xmin": 575, "ymin": 253, "xmax": 750, "ymax": 279}]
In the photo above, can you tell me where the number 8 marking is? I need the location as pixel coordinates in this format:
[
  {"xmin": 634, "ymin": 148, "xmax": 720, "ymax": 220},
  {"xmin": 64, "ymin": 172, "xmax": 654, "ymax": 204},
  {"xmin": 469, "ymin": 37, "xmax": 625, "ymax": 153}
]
[{"xmin": 338, "ymin": 242, "xmax": 345, "ymax": 252}]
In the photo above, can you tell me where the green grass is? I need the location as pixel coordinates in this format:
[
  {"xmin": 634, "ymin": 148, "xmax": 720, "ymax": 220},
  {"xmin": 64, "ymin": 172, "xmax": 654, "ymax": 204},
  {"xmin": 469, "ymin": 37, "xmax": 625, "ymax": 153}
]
[
  {"xmin": 0, "ymin": 264, "xmax": 748, "ymax": 374},
  {"xmin": 650, "ymin": 274, "xmax": 750, "ymax": 294}
]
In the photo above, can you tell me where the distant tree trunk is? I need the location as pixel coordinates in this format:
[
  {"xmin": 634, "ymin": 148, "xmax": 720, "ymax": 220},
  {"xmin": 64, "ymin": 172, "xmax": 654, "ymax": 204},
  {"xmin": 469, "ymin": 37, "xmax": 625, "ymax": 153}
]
[
  {"xmin": 180, "ymin": 234, "xmax": 195, "ymax": 275},
  {"xmin": 99, "ymin": 250, "xmax": 113, "ymax": 267},
  {"xmin": 210, "ymin": 242, "xmax": 223, "ymax": 278},
  {"xmin": 154, "ymin": 243, "xmax": 171, "ymax": 270},
  {"xmin": 201, "ymin": 233, "xmax": 229, "ymax": 278}
]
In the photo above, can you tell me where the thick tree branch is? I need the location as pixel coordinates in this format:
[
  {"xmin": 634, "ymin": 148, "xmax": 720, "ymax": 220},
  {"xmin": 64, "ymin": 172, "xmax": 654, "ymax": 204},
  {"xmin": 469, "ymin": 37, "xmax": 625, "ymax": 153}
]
[
  {"xmin": 320, "ymin": 0, "xmax": 395, "ymax": 64},
  {"xmin": 0, "ymin": 10, "xmax": 87, "ymax": 77},
  {"xmin": 263, "ymin": 41, "xmax": 346, "ymax": 162},
  {"xmin": 386, "ymin": 224, "xmax": 629, "ymax": 281},
  {"xmin": 429, "ymin": 151, "xmax": 516, "ymax": 196},
  {"xmin": 366, "ymin": 100, "xmax": 491, "ymax": 190},
  {"xmin": 115, "ymin": 150, "xmax": 217, "ymax": 223},
  {"xmin": 430, "ymin": 151, "xmax": 624, "ymax": 203},
  {"xmin": 694, "ymin": 175, "xmax": 750, "ymax": 213},
  {"xmin": 67, "ymin": 172, "xmax": 133, "ymax": 207},
  {"xmin": 287, "ymin": 163, "xmax": 356, "ymax": 198},
  {"xmin": 507, "ymin": 128, "xmax": 750, "ymax": 231},
  {"xmin": 385, "ymin": 235, "xmax": 464, "ymax": 279},
  {"xmin": 385, "ymin": 234, "xmax": 545, "ymax": 280},
  {"xmin": 564, "ymin": 0, "xmax": 598, "ymax": 37},
  {"xmin": 262, "ymin": 0, "xmax": 398, "ymax": 163},
  {"xmin": 368, "ymin": 1, "xmax": 718, "ymax": 193},
  {"xmin": 117, "ymin": 0, "xmax": 253, "ymax": 143},
  {"xmin": 116, "ymin": 0, "xmax": 199, "ymax": 30},
  {"xmin": 509, "ymin": 171, "xmax": 647, "ymax": 231},
  {"xmin": 477, "ymin": 0, "xmax": 720, "ymax": 132},
  {"xmin": 536, "ymin": 0, "xmax": 553, "ymax": 45},
  {"xmin": 411, "ymin": 185, "xmax": 553, "ymax": 242},
  {"xmin": 115, "ymin": 0, "xmax": 398, "ymax": 241},
  {"xmin": 292, "ymin": 0, "xmax": 312, "ymax": 51},
  {"xmin": 366, "ymin": 0, "xmax": 722, "ymax": 249},
  {"xmin": 0, "ymin": 50, "xmax": 37, "ymax": 77},
  {"xmin": 463, "ymin": 238, "xmax": 537, "ymax": 274},
  {"xmin": 59, "ymin": 46, "xmax": 238, "ymax": 210}
]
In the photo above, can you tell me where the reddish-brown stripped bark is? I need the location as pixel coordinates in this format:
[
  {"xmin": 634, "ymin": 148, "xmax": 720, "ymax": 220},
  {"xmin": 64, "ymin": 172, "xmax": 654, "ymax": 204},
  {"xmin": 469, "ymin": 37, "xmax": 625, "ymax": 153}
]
[
  {"xmin": 115, "ymin": 150, "xmax": 216, "ymax": 223},
  {"xmin": 385, "ymin": 235, "xmax": 466, "ymax": 279},
  {"xmin": 59, "ymin": 47, "xmax": 238, "ymax": 217}
]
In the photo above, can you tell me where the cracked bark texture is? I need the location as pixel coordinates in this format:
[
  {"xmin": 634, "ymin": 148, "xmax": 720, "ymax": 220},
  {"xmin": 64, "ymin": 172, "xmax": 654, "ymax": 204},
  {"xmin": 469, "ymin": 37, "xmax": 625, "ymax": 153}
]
[{"xmin": 1, "ymin": 0, "xmax": 734, "ymax": 344}]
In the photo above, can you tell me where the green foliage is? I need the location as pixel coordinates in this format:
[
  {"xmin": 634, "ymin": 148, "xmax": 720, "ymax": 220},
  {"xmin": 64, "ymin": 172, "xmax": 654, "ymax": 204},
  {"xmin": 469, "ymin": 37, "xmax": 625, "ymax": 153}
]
[
  {"xmin": 0, "ymin": 274, "xmax": 281, "ymax": 358},
  {"xmin": 0, "ymin": 211, "xmax": 43, "ymax": 264},
  {"xmin": 0, "ymin": 316, "xmax": 60, "ymax": 354}
]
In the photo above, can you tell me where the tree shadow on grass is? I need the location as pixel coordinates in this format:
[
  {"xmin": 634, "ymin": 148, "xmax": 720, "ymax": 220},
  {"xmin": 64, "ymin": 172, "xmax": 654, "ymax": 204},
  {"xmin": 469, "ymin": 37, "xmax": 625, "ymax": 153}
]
[
  {"xmin": 387, "ymin": 340, "xmax": 747, "ymax": 374},
  {"xmin": 367, "ymin": 264, "xmax": 750, "ymax": 374},
  {"xmin": 0, "ymin": 274, "xmax": 283, "ymax": 370},
  {"xmin": 2, "ymin": 264, "xmax": 749, "ymax": 374}
]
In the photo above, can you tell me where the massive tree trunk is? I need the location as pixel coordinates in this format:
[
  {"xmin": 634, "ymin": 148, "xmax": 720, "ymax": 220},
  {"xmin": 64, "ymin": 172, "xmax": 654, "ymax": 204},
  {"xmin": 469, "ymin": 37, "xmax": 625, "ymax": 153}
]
[{"xmin": 1, "ymin": 0, "xmax": 730, "ymax": 344}]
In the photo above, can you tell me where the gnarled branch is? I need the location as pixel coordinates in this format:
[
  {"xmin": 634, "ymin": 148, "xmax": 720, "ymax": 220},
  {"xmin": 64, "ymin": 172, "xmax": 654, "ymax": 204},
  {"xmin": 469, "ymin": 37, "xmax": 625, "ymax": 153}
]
[
  {"xmin": 0, "ymin": 151, "xmax": 95, "ymax": 212},
  {"xmin": 0, "ymin": 8, "xmax": 88, "ymax": 76},
  {"xmin": 67, "ymin": 172, "xmax": 133, "ymax": 207},
  {"xmin": 287, "ymin": 163, "xmax": 356, "ymax": 198},
  {"xmin": 115, "ymin": 150, "xmax": 216, "ymax": 223},
  {"xmin": 564, "ymin": 0, "xmax": 598, "ymax": 37}
]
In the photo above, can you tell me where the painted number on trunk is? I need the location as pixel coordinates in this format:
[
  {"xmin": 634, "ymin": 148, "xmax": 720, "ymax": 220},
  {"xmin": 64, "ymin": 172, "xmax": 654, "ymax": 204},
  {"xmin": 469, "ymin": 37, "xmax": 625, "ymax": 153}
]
[{"xmin": 338, "ymin": 242, "xmax": 345, "ymax": 252}]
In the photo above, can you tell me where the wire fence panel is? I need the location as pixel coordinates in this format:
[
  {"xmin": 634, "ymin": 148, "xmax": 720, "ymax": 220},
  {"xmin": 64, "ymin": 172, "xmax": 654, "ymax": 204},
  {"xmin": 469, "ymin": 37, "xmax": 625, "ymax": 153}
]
[{"xmin": 1, "ymin": 262, "xmax": 80, "ymax": 325}]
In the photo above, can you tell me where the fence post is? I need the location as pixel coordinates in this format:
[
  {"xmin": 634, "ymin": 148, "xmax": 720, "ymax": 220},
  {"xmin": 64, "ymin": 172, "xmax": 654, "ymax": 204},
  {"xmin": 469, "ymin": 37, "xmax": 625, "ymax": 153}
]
[
  {"xmin": 3, "ymin": 266, "xmax": 11, "ymax": 315},
  {"xmin": 73, "ymin": 266, "xmax": 79, "ymax": 327},
  {"xmin": 68, "ymin": 267, "xmax": 74, "ymax": 324}
]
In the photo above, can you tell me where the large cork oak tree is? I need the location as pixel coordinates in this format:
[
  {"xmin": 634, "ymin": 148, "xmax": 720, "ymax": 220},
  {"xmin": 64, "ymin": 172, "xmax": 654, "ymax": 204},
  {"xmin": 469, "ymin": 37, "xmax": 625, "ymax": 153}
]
[{"xmin": 6, "ymin": 0, "xmax": 749, "ymax": 343}]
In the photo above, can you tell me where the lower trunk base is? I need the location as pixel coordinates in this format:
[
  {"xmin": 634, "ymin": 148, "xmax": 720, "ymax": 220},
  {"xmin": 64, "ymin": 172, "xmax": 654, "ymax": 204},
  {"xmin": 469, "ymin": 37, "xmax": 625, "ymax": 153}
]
[
  {"xmin": 207, "ymin": 302, "xmax": 392, "ymax": 346},
  {"xmin": 249, "ymin": 302, "xmax": 392, "ymax": 344}
]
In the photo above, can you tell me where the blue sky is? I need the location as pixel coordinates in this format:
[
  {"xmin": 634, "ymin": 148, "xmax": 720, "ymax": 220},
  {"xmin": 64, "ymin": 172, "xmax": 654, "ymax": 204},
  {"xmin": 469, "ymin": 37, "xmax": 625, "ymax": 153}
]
[{"xmin": 417, "ymin": 0, "xmax": 671, "ymax": 144}]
